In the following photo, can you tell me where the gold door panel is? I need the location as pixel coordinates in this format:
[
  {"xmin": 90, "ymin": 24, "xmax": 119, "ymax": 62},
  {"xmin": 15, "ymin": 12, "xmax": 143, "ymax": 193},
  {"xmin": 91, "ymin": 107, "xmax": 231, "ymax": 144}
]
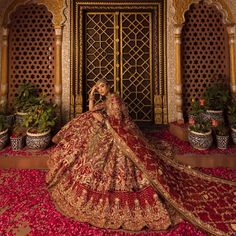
[
  {"xmin": 85, "ymin": 12, "xmax": 152, "ymax": 122},
  {"xmin": 72, "ymin": 1, "xmax": 167, "ymax": 124},
  {"xmin": 120, "ymin": 12, "xmax": 152, "ymax": 121},
  {"xmin": 85, "ymin": 13, "xmax": 117, "ymax": 103}
]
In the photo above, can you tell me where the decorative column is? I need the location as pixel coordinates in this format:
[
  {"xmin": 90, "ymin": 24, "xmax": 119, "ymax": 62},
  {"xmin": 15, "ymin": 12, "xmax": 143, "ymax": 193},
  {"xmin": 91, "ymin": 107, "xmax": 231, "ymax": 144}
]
[
  {"xmin": 174, "ymin": 25, "xmax": 184, "ymax": 122},
  {"xmin": 54, "ymin": 26, "xmax": 63, "ymax": 118},
  {"xmin": 227, "ymin": 25, "xmax": 236, "ymax": 98},
  {"xmin": 0, "ymin": 28, "xmax": 9, "ymax": 112}
]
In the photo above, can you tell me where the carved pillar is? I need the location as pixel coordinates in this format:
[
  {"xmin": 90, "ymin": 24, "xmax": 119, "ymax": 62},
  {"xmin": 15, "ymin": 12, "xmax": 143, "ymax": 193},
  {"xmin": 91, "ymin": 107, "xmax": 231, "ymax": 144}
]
[
  {"xmin": 174, "ymin": 25, "xmax": 184, "ymax": 121},
  {"xmin": 227, "ymin": 25, "xmax": 236, "ymax": 97},
  {"xmin": 0, "ymin": 28, "xmax": 9, "ymax": 112},
  {"xmin": 54, "ymin": 26, "xmax": 63, "ymax": 117}
]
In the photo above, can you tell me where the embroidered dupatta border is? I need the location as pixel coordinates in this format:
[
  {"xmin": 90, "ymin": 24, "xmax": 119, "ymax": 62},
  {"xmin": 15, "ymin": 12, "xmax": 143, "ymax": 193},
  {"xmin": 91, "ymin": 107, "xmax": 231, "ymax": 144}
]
[{"xmin": 106, "ymin": 121, "xmax": 235, "ymax": 236}]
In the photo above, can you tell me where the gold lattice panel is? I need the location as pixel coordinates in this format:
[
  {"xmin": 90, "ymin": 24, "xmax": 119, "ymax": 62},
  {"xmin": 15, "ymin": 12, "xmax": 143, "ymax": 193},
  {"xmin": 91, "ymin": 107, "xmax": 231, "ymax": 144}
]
[
  {"xmin": 181, "ymin": 1, "xmax": 230, "ymax": 119},
  {"xmin": 121, "ymin": 13, "xmax": 152, "ymax": 121},
  {"xmin": 85, "ymin": 13, "xmax": 116, "ymax": 102},
  {"xmin": 8, "ymin": 4, "xmax": 56, "ymax": 111}
]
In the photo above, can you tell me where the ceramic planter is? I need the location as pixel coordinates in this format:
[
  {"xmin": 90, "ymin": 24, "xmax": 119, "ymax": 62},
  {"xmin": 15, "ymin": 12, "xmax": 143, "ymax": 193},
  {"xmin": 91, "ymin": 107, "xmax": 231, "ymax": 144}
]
[
  {"xmin": 10, "ymin": 136, "xmax": 25, "ymax": 150},
  {"xmin": 188, "ymin": 128, "xmax": 213, "ymax": 150},
  {"xmin": 0, "ymin": 128, "xmax": 9, "ymax": 150},
  {"xmin": 26, "ymin": 129, "xmax": 51, "ymax": 150},
  {"xmin": 5, "ymin": 114, "xmax": 15, "ymax": 127},
  {"xmin": 15, "ymin": 111, "xmax": 28, "ymax": 126},
  {"xmin": 216, "ymin": 135, "xmax": 229, "ymax": 149},
  {"xmin": 205, "ymin": 110, "xmax": 224, "ymax": 122}
]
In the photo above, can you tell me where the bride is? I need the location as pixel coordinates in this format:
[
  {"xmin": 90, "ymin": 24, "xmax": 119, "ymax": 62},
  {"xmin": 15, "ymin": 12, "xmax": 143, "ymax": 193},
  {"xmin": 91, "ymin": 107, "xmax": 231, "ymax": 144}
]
[{"xmin": 46, "ymin": 79, "xmax": 236, "ymax": 235}]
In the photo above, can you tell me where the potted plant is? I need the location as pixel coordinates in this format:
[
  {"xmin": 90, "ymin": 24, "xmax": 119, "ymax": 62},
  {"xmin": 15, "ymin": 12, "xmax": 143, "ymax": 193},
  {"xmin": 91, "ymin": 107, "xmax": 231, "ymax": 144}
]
[
  {"xmin": 214, "ymin": 122, "xmax": 230, "ymax": 149},
  {"xmin": 188, "ymin": 98, "xmax": 206, "ymax": 122},
  {"xmin": 0, "ymin": 115, "xmax": 9, "ymax": 150},
  {"xmin": 23, "ymin": 100, "xmax": 57, "ymax": 150},
  {"xmin": 203, "ymin": 82, "xmax": 231, "ymax": 122},
  {"xmin": 227, "ymin": 100, "xmax": 236, "ymax": 126},
  {"xmin": 226, "ymin": 99, "xmax": 236, "ymax": 144},
  {"xmin": 188, "ymin": 114, "xmax": 213, "ymax": 150},
  {"xmin": 0, "ymin": 106, "xmax": 15, "ymax": 128},
  {"xmin": 13, "ymin": 83, "xmax": 40, "ymax": 124},
  {"xmin": 10, "ymin": 123, "xmax": 26, "ymax": 150}
]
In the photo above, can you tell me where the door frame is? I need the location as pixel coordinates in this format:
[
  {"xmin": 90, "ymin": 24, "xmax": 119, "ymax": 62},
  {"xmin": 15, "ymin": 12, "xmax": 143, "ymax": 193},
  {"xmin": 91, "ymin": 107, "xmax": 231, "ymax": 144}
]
[{"xmin": 71, "ymin": 0, "xmax": 167, "ymax": 124}]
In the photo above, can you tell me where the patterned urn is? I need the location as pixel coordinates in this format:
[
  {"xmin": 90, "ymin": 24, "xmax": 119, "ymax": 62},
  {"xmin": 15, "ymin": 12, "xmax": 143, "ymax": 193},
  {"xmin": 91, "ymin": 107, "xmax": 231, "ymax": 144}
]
[
  {"xmin": 205, "ymin": 110, "xmax": 224, "ymax": 122},
  {"xmin": 15, "ymin": 112, "xmax": 28, "ymax": 126},
  {"xmin": 26, "ymin": 129, "xmax": 51, "ymax": 150},
  {"xmin": 5, "ymin": 114, "xmax": 15, "ymax": 127},
  {"xmin": 0, "ymin": 129, "xmax": 9, "ymax": 150},
  {"xmin": 216, "ymin": 135, "xmax": 229, "ymax": 149},
  {"xmin": 10, "ymin": 136, "xmax": 25, "ymax": 150},
  {"xmin": 188, "ymin": 129, "xmax": 213, "ymax": 150}
]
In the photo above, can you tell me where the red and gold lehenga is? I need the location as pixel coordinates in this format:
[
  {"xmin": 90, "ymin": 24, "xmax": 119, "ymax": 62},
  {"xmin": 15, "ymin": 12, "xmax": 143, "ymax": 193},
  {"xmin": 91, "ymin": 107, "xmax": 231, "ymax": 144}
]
[{"xmin": 46, "ymin": 94, "xmax": 236, "ymax": 236}]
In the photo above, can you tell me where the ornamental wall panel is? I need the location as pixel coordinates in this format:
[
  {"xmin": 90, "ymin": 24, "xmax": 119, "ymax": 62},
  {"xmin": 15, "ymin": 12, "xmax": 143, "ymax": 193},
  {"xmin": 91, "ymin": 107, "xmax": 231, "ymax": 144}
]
[{"xmin": 181, "ymin": 1, "xmax": 230, "ymax": 119}]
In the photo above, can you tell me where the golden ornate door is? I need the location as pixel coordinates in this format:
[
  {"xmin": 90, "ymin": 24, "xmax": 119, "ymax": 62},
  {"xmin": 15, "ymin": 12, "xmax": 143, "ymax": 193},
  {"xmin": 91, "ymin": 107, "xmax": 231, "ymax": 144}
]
[
  {"xmin": 85, "ymin": 12, "xmax": 153, "ymax": 122},
  {"xmin": 72, "ymin": 1, "xmax": 167, "ymax": 124}
]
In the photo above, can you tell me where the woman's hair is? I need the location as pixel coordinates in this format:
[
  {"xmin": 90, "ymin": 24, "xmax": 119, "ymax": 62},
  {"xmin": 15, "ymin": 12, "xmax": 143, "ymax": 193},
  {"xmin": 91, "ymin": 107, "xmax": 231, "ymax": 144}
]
[{"xmin": 95, "ymin": 78, "xmax": 108, "ymax": 87}]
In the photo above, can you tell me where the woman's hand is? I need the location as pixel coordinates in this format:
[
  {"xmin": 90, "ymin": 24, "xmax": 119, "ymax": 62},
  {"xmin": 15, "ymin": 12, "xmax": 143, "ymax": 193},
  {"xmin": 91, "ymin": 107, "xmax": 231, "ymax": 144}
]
[
  {"xmin": 89, "ymin": 86, "xmax": 97, "ymax": 111},
  {"xmin": 89, "ymin": 85, "xmax": 97, "ymax": 99}
]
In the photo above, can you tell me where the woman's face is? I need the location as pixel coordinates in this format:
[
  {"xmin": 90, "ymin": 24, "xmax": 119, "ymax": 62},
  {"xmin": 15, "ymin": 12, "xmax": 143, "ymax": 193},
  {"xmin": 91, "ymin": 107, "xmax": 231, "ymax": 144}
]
[{"xmin": 96, "ymin": 82, "xmax": 109, "ymax": 96}]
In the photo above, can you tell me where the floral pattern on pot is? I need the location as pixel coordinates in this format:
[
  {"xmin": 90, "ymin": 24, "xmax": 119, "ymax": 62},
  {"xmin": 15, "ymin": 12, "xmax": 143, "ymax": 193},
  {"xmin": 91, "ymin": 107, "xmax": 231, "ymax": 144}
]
[
  {"xmin": 188, "ymin": 129, "xmax": 213, "ymax": 150},
  {"xmin": 205, "ymin": 110, "xmax": 224, "ymax": 122},
  {"xmin": 10, "ymin": 136, "xmax": 25, "ymax": 150},
  {"xmin": 216, "ymin": 135, "xmax": 229, "ymax": 149},
  {"xmin": 26, "ymin": 130, "xmax": 51, "ymax": 150}
]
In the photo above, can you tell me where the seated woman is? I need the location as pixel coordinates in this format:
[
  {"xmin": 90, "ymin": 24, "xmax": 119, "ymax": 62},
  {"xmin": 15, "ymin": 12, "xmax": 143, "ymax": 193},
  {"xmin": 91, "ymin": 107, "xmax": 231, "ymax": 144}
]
[{"xmin": 46, "ymin": 79, "xmax": 236, "ymax": 235}]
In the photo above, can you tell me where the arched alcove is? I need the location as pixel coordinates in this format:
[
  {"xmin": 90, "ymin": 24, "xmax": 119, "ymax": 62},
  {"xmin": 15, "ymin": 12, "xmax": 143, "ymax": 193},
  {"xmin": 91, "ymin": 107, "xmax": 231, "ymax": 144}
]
[
  {"xmin": 172, "ymin": 0, "xmax": 235, "ymax": 121},
  {"xmin": 181, "ymin": 0, "xmax": 230, "ymax": 119},
  {"xmin": 7, "ymin": 3, "xmax": 56, "ymax": 110}
]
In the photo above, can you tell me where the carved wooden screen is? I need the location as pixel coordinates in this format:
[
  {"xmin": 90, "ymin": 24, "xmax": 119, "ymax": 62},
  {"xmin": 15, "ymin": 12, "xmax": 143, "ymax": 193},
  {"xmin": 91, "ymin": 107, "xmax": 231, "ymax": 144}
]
[
  {"xmin": 181, "ymin": 1, "xmax": 230, "ymax": 119},
  {"xmin": 85, "ymin": 12, "xmax": 153, "ymax": 122},
  {"xmin": 8, "ymin": 4, "xmax": 56, "ymax": 111}
]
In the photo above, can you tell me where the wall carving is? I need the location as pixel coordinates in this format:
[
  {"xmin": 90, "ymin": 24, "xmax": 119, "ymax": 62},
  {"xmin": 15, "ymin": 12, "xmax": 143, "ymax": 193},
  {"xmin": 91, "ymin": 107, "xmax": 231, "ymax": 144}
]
[
  {"xmin": 2, "ymin": 0, "xmax": 67, "ymax": 27},
  {"xmin": 173, "ymin": 0, "xmax": 235, "ymax": 26}
]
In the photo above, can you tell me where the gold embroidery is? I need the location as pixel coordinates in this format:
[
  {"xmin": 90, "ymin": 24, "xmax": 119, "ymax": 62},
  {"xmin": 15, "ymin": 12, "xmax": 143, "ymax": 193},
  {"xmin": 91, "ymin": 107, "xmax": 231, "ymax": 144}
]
[
  {"xmin": 47, "ymin": 96, "xmax": 236, "ymax": 235},
  {"xmin": 231, "ymin": 224, "xmax": 236, "ymax": 231},
  {"xmin": 49, "ymin": 183, "xmax": 171, "ymax": 231}
]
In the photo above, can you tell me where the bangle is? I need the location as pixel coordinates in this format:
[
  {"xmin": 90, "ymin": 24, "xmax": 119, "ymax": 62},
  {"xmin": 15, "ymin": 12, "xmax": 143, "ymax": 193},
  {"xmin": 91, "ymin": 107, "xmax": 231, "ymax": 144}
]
[{"xmin": 89, "ymin": 96, "xmax": 94, "ymax": 100}]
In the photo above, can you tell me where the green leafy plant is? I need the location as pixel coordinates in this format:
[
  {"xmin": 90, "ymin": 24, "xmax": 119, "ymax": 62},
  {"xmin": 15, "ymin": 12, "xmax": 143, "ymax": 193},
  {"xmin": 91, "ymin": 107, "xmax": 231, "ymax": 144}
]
[
  {"xmin": 0, "ymin": 116, "xmax": 8, "ymax": 132},
  {"xmin": 214, "ymin": 122, "xmax": 229, "ymax": 136},
  {"xmin": 189, "ymin": 99, "xmax": 206, "ymax": 117},
  {"xmin": 23, "ymin": 99, "xmax": 57, "ymax": 133},
  {"xmin": 13, "ymin": 83, "xmax": 40, "ymax": 113},
  {"xmin": 203, "ymin": 82, "xmax": 231, "ymax": 111},
  {"xmin": 189, "ymin": 114, "xmax": 211, "ymax": 133},
  {"xmin": 227, "ymin": 100, "xmax": 236, "ymax": 126}
]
